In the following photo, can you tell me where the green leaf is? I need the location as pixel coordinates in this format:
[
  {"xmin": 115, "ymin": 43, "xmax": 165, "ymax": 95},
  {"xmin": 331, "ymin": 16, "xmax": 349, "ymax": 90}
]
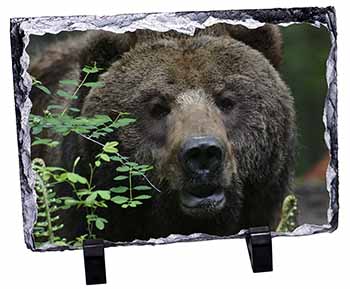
[
  {"xmin": 134, "ymin": 165, "xmax": 149, "ymax": 170},
  {"xmin": 96, "ymin": 190, "xmax": 111, "ymax": 200},
  {"xmin": 86, "ymin": 214, "xmax": 98, "ymax": 221},
  {"xmin": 113, "ymin": 118, "xmax": 136, "ymax": 128},
  {"xmin": 113, "ymin": 175, "xmax": 128, "ymax": 181},
  {"xmin": 67, "ymin": 172, "xmax": 88, "ymax": 184},
  {"xmin": 121, "ymin": 204, "xmax": 129, "ymax": 208},
  {"xmin": 111, "ymin": 196, "xmax": 129, "ymax": 204},
  {"xmin": 135, "ymin": 165, "xmax": 153, "ymax": 172},
  {"xmin": 47, "ymin": 104, "xmax": 65, "ymax": 111},
  {"xmin": 68, "ymin": 107, "xmax": 80, "ymax": 112},
  {"xmin": 57, "ymin": 89, "xmax": 77, "ymax": 100},
  {"xmin": 97, "ymin": 202, "xmax": 108, "ymax": 208},
  {"xmin": 54, "ymin": 199, "xmax": 62, "ymax": 205},
  {"xmin": 102, "ymin": 127, "xmax": 114, "ymax": 133},
  {"xmin": 134, "ymin": 194, "xmax": 152, "ymax": 200},
  {"xmin": 104, "ymin": 147, "xmax": 118, "ymax": 153},
  {"xmin": 103, "ymin": 142, "xmax": 119, "ymax": 153},
  {"xmin": 130, "ymin": 200, "xmax": 143, "ymax": 205},
  {"xmin": 32, "ymin": 138, "xmax": 59, "ymax": 148},
  {"xmin": 94, "ymin": 115, "xmax": 113, "ymax": 123},
  {"xmin": 31, "ymin": 126, "xmax": 43, "ymax": 135},
  {"xmin": 59, "ymin": 79, "xmax": 79, "ymax": 86},
  {"xmin": 100, "ymin": 153, "xmax": 110, "ymax": 162},
  {"xmin": 126, "ymin": 162, "xmax": 138, "ymax": 167},
  {"xmin": 86, "ymin": 192, "xmax": 98, "ymax": 203},
  {"xmin": 55, "ymin": 173, "xmax": 68, "ymax": 182},
  {"xmin": 36, "ymin": 85, "xmax": 51, "ymax": 95},
  {"xmin": 55, "ymin": 238, "xmax": 67, "ymax": 245},
  {"xmin": 82, "ymin": 67, "xmax": 95, "ymax": 74},
  {"xmin": 95, "ymin": 219, "xmax": 105, "ymax": 230},
  {"xmin": 52, "ymin": 224, "xmax": 64, "ymax": 231},
  {"xmin": 76, "ymin": 175, "xmax": 89, "ymax": 184},
  {"xmin": 44, "ymin": 166, "xmax": 66, "ymax": 172},
  {"xmin": 82, "ymin": 65, "xmax": 103, "ymax": 74},
  {"xmin": 63, "ymin": 198, "xmax": 79, "ymax": 207},
  {"xmin": 116, "ymin": 166, "xmax": 130, "ymax": 172},
  {"xmin": 110, "ymin": 156, "xmax": 123, "ymax": 162},
  {"xmin": 110, "ymin": 186, "xmax": 128, "ymax": 193},
  {"xmin": 133, "ymin": 186, "xmax": 152, "ymax": 191},
  {"xmin": 98, "ymin": 218, "xmax": 108, "ymax": 223},
  {"xmin": 95, "ymin": 160, "xmax": 101, "ymax": 167},
  {"xmin": 83, "ymin": 82, "xmax": 105, "ymax": 88},
  {"xmin": 130, "ymin": 171, "xmax": 143, "ymax": 176},
  {"xmin": 66, "ymin": 172, "xmax": 78, "ymax": 183},
  {"xmin": 37, "ymin": 212, "xmax": 46, "ymax": 217},
  {"xmin": 36, "ymin": 221, "xmax": 48, "ymax": 227},
  {"xmin": 77, "ymin": 190, "xmax": 92, "ymax": 196}
]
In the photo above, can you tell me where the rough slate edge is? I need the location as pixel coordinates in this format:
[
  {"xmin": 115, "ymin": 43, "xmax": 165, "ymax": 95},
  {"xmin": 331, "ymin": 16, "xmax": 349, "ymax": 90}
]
[{"xmin": 9, "ymin": 6, "xmax": 338, "ymax": 252}]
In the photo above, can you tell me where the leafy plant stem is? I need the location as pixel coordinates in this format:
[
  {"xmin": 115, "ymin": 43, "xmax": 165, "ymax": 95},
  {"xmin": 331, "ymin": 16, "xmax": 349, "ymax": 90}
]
[
  {"xmin": 61, "ymin": 71, "xmax": 90, "ymax": 116},
  {"xmin": 77, "ymin": 132, "xmax": 160, "ymax": 192},
  {"xmin": 88, "ymin": 163, "xmax": 95, "ymax": 190},
  {"xmin": 76, "ymin": 131, "xmax": 104, "ymax": 147},
  {"xmin": 87, "ymin": 208, "xmax": 95, "ymax": 238},
  {"xmin": 86, "ymin": 161, "xmax": 98, "ymax": 238},
  {"xmin": 30, "ymin": 69, "xmax": 157, "ymax": 246},
  {"xmin": 129, "ymin": 170, "xmax": 133, "ymax": 201}
]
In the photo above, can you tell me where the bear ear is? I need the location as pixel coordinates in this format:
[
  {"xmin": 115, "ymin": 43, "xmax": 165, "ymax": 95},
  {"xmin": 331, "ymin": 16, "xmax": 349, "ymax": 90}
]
[
  {"xmin": 224, "ymin": 24, "xmax": 283, "ymax": 69},
  {"xmin": 80, "ymin": 31, "xmax": 137, "ymax": 70}
]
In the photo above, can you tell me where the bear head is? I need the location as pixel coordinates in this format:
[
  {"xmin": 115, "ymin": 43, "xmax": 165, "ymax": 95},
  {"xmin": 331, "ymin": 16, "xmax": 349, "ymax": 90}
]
[{"xmin": 77, "ymin": 24, "xmax": 295, "ymax": 237}]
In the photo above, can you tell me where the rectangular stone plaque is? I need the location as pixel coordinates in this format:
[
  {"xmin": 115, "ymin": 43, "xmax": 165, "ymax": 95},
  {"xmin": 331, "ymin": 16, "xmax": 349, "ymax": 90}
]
[{"xmin": 10, "ymin": 7, "xmax": 338, "ymax": 251}]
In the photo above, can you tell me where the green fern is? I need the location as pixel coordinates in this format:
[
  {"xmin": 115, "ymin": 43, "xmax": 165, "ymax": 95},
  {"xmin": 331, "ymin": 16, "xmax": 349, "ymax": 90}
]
[
  {"xmin": 276, "ymin": 194, "xmax": 298, "ymax": 233},
  {"xmin": 32, "ymin": 158, "xmax": 66, "ymax": 247}
]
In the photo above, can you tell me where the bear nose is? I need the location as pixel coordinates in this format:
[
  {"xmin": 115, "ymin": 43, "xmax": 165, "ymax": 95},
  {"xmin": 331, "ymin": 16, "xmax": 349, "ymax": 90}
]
[{"xmin": 179, "ymin": 136, "xmax": 224, "ymax": 176}]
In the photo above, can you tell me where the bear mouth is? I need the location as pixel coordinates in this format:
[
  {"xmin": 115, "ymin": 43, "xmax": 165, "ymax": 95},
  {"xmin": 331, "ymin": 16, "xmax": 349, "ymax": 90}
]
[{"xmin": 179, "ymin": 185, "xmax": 226, "ymax": 216}]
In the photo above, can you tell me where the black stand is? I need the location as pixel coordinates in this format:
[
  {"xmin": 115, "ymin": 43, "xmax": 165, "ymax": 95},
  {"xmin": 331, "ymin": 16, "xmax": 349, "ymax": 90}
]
[
  {"xmin": 245, "ymin": 226, "xmax": 273, "ymax": 273},
  {"xmin": 81, "ymin": 228, "xmax": 272, "ymax": 284},
  {"xmin": 83, "ymin": 239, "xmax": 107, "ymax": 285}
]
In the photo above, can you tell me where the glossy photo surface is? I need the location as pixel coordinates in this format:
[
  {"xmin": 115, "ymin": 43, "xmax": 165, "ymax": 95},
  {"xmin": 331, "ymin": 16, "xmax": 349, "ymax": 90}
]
[{"xmin": 12, "ymin": 11, "xmax": 335, "ymax": 250}]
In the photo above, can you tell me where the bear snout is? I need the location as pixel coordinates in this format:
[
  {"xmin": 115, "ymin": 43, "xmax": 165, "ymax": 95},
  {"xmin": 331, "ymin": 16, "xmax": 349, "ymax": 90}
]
[
  {"xmin": 178, "ymin": 136, "xmax": 225, "ymax": 181},
  {"xmin": 176, "ymin": 135, "xmax": 229, "ymax": 216}
]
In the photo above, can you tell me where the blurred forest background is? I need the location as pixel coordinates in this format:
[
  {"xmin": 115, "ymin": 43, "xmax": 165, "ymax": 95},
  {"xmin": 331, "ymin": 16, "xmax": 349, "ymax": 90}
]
[
  {"xmin": 281, "ymin": 24, "xmax": 330, "ymax": 177},
  {"xmin": 27, "ymin": 23, "xmax": 331, "ymax": 227},
  {"xmin": 280, "ymin": 24, "xmax": 331, "ymax": 225}
]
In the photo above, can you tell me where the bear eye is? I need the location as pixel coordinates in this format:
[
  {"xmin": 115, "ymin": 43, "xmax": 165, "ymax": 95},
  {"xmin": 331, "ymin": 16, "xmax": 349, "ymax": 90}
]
[
  {"xmin": 149, "ymin": 102, "xmax": 171, "ymax": 119},
  {"xmin": 216, "ymin": 96, "xmax": 235, "ymax": 112}
]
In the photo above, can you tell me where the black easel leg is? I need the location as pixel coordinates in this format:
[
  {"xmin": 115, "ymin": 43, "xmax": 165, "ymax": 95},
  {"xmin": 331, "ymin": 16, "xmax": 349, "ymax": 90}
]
[
  {"xmin": 83, "ymin": 239, "xmax": 107, "ymax": 285},
  {"xmin": 245, "ymin": 226, "xmax": 273, "ymax": 273}
]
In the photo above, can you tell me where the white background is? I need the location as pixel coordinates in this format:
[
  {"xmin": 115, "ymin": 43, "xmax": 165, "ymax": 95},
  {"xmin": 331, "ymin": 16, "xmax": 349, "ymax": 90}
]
[{"xmin": 1, "ymin": 0, "xmax": 349, "ymax": 288}]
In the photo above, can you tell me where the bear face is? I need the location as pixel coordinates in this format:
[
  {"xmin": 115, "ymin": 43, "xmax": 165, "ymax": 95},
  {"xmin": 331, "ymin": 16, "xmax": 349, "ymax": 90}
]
[{"xmin": 29, "ymin": 24, "xmax": 296, "ymax": 241}]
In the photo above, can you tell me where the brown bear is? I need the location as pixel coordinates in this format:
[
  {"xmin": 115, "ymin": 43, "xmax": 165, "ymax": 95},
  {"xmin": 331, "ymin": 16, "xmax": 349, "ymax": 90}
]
[{"xmin": 29, "ymin": 24, "xmax": 296, "ymax": 242}]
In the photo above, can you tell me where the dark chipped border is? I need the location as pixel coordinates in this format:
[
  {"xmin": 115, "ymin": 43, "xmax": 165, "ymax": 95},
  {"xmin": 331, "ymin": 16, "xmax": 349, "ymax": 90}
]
[{"xmin": 10, "ymin": 6, "xmax": 338, "ymax": 252}]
